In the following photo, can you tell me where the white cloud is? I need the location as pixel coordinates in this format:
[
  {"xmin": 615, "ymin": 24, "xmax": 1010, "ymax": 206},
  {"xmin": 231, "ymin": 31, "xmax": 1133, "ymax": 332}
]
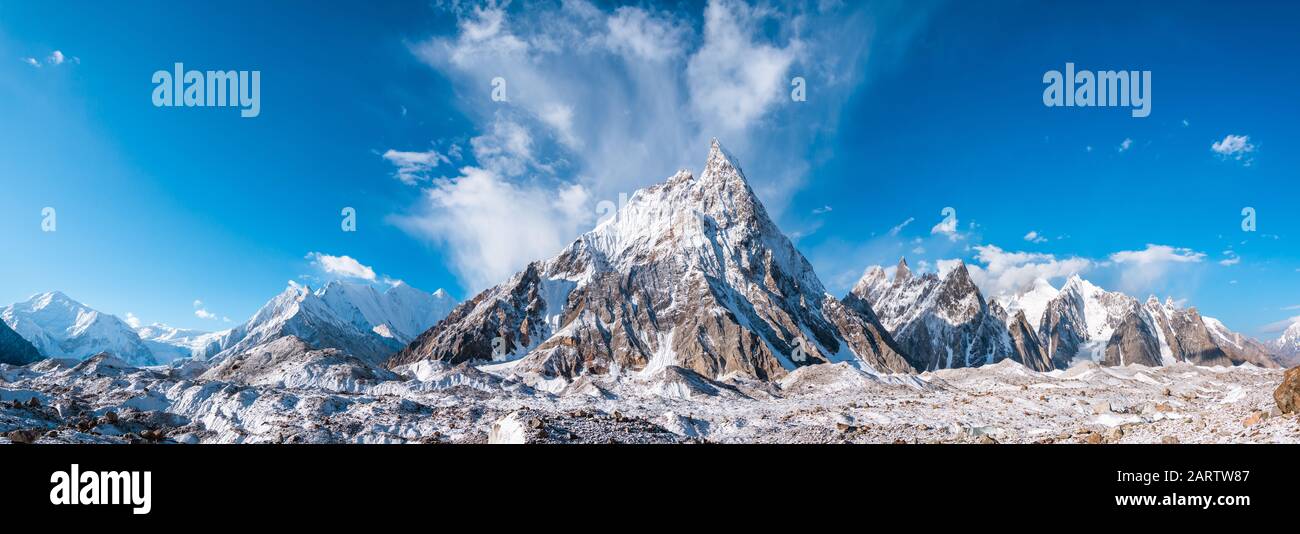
[
  {"xmin": 1110, "ymin": 244, "xmax": 1205, "ymax": 265},
  {"xmin": 1023, "ymin": 231, "xmax": 1047, "ymax": 244},
  {"xmin": 538, "ymin": 103, "xmax": 580, "ymax": 149},
  {"xmin": 469, "ymin": 116, "xmax": 535, "ymax": 177},
  {"xmin": 401, "ymin": 0, "xmax": 930, "ymax": 293},
  {"xmin": 390, "ymin": 166, "xmax": 594, "ymax": 292},
  {"xmin": 48, "ymin": 50, "xmax": 65, "ymax": 65},
  {"xmin": 962, "ymin": 244, "xmax": 1092, "ymax": 297},
  {"xmin": 21, "ymin": 57, "xmax": 39, "ymax": 67},
  {"xmin": 192, "ymin": 299, "xmax": 222, "ymax": 321},
  {"xmin": 382, "ymin": 148, "xmax": 450, "ymax": 185},
  {"xmin": 306, "ymin": 252, "xmax": 378, "ymax": 281},
  {"xmin": 605, "ymin": 6, "xmax": 689, "ymax": 61},
  {"xmin": 686, "ymin": 0, "xmax": 799, "ymax": 131},
  {"xmin": 123, "ymin": 312, "xmax": 142, "ymax": 329},
  {"xmin": 812, "ymin": 205, "xmax": 832, "ymax": 215},
  {"xmin": 1118, "ymin": 138, "xmax": 1133, "ymax": 152},
  {"xmin": 1211, "ymin": 134, "xmax": 1255, "ymax": 163},
  {"xmin": 1108, "ymin": 244, "xmax": 1205, "ymax": 294}
]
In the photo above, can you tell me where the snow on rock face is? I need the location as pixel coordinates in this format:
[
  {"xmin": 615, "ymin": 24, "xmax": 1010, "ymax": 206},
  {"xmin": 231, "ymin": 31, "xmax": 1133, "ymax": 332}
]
[
  {"xmin": 1, "ymin": 292, "xmax": 155, "ymax": 366},
  {"xmin": 1, "ymin": 330, "xmax": 1293, "ymax": 444},
  {"xmin": 488, "ymin": 411, "xmax": 528, "ymax": 444},
  {"xmin": 201, "ymin": 336, "xmax": 398, "ymax": 393},
  {"xmin": 390, "ymin": 139, "xmax": 912, "ymax": 381},
  {"xmin": 849, "ymin": 259, "xmax": 1049, "ymax": 371},
  {"xmin": 1272, "ymin": 322, "xmax": 1300, "ymax": 366},
  {"xmin": 135, "ymin": 324, "xmax": 230, "ymax": 363},
  {"xmin": 1036, "ymin": 276, "xmax": 1279, "ymax": 369},
  {"xmin": 208, "ymin": 280, "xmax": 457, "ymax": 365}
]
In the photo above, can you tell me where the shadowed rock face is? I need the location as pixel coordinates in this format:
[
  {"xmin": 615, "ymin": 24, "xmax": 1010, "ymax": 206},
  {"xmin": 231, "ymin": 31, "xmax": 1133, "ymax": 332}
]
[
  {"xmin": 0, "ymin": 319, "xmax": 42, "ymax": 365},
  {"xmin": 848, "ymin": 259, "xmax": 1042, "ymax": 372},
  {"xmin": 1144, "ymin": 302, "xmax": 1231, "ymax": 367},
  {"xmin": 1006, "ymin": 310, "xmax": 1053, "ymax": 372},
  {"xmin": 1103, "ymin": 309, "xmax": 1163, "ymax": 367},
  {"xmin": 390, "ymin": 140, "xmax": 912, "ymax": 379},
  {"xmin": 1038, "ymin": 290, "xmax": 1088, "ymax": 369}
]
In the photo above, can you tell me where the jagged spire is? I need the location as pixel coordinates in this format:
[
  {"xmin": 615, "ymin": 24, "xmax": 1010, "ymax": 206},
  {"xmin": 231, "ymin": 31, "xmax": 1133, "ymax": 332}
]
[
  {"xmin": 895, "ymin": 257, "xmax": 912, "ymax": 282},
  {"xmin": 702, "ymin": 138, "xmax": 747, "ymax": 184}
]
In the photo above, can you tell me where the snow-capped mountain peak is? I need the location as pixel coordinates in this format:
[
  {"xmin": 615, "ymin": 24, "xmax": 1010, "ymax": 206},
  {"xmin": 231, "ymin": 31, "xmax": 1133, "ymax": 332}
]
[
  {"xmin": 1, "ymin": 292, "xmax": 155, "ymax": 365},
  {"xmin": 206, "ymin": 280, "xmax": 457, "ymax": 363},
  {"xmin": 1273, "ymin": 321, "xmax": 1300, "ymax": 361},
  {"xmin": 391, "ymin": 139, "xmax": 913, "ymax": 380}
]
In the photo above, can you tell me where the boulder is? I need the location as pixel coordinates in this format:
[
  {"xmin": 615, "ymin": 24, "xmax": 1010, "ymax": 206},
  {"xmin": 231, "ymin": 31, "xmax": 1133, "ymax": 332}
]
[{"xmin": 1274, "ymin": 367, "xmax": 1300, "ymax": 414}]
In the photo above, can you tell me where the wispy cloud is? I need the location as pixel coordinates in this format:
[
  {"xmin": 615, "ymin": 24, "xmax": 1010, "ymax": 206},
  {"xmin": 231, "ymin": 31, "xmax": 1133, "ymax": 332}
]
[
  {"xmin": 1261, "ymin": 315, "xmax": 1300, "ymax": 334},
  {"xmin": 1219, "ymin": 249, "xmax": 1240, "ymax": 266},
  {"xmin": 21, "ymin": 49, "xmax": 78, "ymax": 68},
  {"xmin": 382, "ymin": 148, "xmax": 450, "ymax": 185},
  {"xmin": 1023, "ymin": 231, "xmax": 1047, "ymax": 244},
  {"xmin": 390, "ymin": 167, "xmax": 594, "ymax": 292},
  {"xmin": 393, "ymin": 0, "xmax": 932, "ymax": 293},
  {"xmin": 888, "ymin": 217, "xmax": 914, "ymax": 236}
]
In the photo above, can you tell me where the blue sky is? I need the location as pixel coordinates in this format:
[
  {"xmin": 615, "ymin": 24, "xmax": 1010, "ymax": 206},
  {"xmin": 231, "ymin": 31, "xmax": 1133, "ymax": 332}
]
[{"xmin": 1, "ymin": 0, "xmax": 1297, "ymax": 338}]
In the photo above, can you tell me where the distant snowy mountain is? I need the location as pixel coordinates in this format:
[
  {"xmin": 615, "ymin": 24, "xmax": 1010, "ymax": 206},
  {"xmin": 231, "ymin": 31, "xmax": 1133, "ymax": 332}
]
[
  {"xmin": 1036, "ymin": 275, "xmax": 1136, "ymax": 367},
  {"xmin": 0, "ymin": 318, "xmax": 42, "ymax": 365},
  {"xmin": 849, "ymin": 258, "xmax": 1052, "ymax": 371},
  {"xmin": 208, "ymin": 280, "xmax": 456, "ymax": 363},
  {"xmin": 391, "ymin": 139, "xmax": 912, "ymax": 380},
  {"xmin": 135, "ymin": 323, "xmax": 230, "ymax": 363},
  {"xmin": 1272, "ymin": 321, "xmax": 1300, "ymax": 367},
  {"xmin": 1, "ymin": 292, "xmax": 156, "ymax": 365},
  {"xmin": 1000, "ymin": 274, "xmax": 1280, "ymax": 368}
]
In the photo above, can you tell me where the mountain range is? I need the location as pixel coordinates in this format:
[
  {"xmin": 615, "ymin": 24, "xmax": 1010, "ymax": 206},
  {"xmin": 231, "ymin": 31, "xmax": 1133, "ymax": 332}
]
[
  {"xmin": 1, "ymin": 140, "xmax": 1291, "ymax": 380},
  {"xmin": 386, "ymin": 140, "xmax": 1290, "ymax": 379},
  {"xmin": 0, "ymin": 281, "xmax": 456, "ymax": 367},
  {"xmin": 854, "ymin": 261, "xmax": 1282, "ymax": 371}
]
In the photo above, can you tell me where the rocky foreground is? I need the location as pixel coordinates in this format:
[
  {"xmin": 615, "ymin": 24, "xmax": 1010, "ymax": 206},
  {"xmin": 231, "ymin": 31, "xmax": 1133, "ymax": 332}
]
[{"xmin": 2, "ymin": 346, "xmax": 1297, "ymax": 444}]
